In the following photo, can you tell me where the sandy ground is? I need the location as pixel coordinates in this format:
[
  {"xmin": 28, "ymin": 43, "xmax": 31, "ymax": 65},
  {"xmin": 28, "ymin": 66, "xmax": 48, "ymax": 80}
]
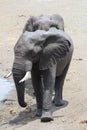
[{"xmin": 0, "ymin": 0, "xmax": 87, "ymax": 129}]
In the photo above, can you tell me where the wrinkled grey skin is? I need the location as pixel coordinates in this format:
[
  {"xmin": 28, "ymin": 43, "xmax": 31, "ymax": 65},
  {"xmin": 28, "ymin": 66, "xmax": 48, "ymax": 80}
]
[
  {"xmin": 12, "ymin": 28, "xmax": 73, "ymax": 122},
  {"xmin": 23, "ymin": 14, "xmax": 64, "ymax": 32}
]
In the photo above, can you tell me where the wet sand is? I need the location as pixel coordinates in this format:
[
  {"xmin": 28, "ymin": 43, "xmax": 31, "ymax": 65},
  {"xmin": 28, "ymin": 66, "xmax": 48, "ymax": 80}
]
[{"xmin": 0, "ymin": 0, "xmax": 87, "ymax": 129}]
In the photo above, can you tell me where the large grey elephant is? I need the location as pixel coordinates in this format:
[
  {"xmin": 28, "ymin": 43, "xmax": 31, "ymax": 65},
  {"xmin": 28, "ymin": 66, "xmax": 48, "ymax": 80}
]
[
  {"xmin": 12, "ymin": 28, "xmax": 73, "ymax": 122},
  {"xmin": 23, "ymin": 14, "xmax": 64, "ymax": 32}
]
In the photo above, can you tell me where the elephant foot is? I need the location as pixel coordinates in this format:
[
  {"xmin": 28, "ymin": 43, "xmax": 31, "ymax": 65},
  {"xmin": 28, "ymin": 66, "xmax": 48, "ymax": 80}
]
[
  {"xmin": 36, "ymin": 108, "xmax": 42, "ymax": 117},
  {"xmin": 41, "ymin": 110, "xmax": 53, "ymax": 122},
  {"xmin": 55, "ymin": 99, "xmax": 65, "ymax": 106}
]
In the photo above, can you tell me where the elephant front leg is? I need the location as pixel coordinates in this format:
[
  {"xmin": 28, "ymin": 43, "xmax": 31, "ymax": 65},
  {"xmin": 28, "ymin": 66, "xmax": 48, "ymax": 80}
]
[
  {"xmin": 31, "ymin": 68, "xmax": 43, "ymax": 117},
  {"xmin": 54, "ymin": 63, "xmax": 70, "ymax": 106},
  {"xmin": 41, "ymin": 65, "xmax": 56, "ymax": 122}
]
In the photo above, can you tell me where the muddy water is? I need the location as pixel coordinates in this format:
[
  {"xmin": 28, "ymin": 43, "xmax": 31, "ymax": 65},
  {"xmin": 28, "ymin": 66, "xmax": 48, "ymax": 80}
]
[{"xmin": 0, "ymin": 78, "xmax": 14, "ymax": 101}]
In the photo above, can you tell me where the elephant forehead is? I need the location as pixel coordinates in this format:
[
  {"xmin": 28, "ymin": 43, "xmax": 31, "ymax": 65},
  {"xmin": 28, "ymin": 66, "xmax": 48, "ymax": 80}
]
[
  {"xmin": 37, "ymin": 15, "xmax": 50, "ymax": 21},
  {"xmin": 34, "ymin": 19, "xmax": 57, "ymax": 26},
  {"xmin": 34, "ymin": 15, "xmax": 57, "ymax": 25}
]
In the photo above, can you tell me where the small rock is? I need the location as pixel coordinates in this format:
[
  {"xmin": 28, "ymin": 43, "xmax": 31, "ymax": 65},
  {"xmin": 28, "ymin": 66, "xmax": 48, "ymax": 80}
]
[
  {"xmin": 24, "ymin": 106, "xmax": 31, "ymax": 113},
  {"xmin": 18, "ymin": 14, "xmax": 26, "ymax": 17},
  {"xmin": 80, "ymin": 120, "xmax": 87, "ymax": 124},
  {"xmin": 2, "ymin": 99, "xmax": 8, "ymax": 103},
  {"xmin": 62, "ymin": 119, "xmax": 65, "ymax": 122},
  {"xmin": 66, "ymin": 78, "xmax": 70, "ymax": 81},
  {"xmin": 10, "ymin": 109, "xmax": 16, "ymax": 115},
  {"xmin": 73, "ymin": 58, "xmax": 83, "ymax": 61}
]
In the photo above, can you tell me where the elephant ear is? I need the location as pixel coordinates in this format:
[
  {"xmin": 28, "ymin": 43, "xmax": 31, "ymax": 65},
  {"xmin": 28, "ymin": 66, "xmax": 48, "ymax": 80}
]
[
  {"xmin": 23, "ymin": 16, "xmax": 36, "ymax": 32},
  {"xmin": 39, "ymin": 36, "xmax": 70, "ymax": 70},
  {"xmin": 51, "ymin": 14, "xmax": 64, "ymax": 31}
]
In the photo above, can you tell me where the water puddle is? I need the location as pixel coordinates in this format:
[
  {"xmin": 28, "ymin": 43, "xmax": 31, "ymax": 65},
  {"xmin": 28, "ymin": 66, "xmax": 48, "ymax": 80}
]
[{"xmin": 0, "ymin": 78, "xmax": 14, "ymax": 101}]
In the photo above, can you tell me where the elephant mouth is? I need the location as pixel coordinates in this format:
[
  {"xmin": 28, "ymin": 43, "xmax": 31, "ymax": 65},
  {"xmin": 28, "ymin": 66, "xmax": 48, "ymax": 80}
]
[
  {"xmin": 32, "ymin": 55, "xmax": 39, "ymax": 62},
  {"xmin": 19, "ymin": 71, "xmax": 31, "ymax": 83}
]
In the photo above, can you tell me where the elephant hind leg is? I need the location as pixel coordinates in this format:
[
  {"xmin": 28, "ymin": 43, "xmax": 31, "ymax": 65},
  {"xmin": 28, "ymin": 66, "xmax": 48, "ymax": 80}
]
[
  {"xmin": 54, "ymin": 62, "xmax": 70, "ymax": 106},
  {"xmin": 54, "ymin": 76, "xmax": 65, "ymax": 106}
]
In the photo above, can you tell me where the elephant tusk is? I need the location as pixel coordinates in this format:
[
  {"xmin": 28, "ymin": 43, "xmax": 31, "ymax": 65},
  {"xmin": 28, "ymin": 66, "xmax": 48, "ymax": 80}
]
[
  {"xmin": 4, "ymin": 71, "xmax": 12, "ymax": 78},
  {"xmin": 19, "ymin": 71, "xmax": 31, "ymax": 83}
]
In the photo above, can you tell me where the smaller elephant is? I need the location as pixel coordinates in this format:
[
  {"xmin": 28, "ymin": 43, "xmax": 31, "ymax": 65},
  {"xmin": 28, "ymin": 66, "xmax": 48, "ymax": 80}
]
[
  {"xmin": 23, "ymin": 14, "xmax": 64, "ymax": 32},
  {"xmin": 12, "ymin": 28, "xmax": 73, "ymax": 122}
]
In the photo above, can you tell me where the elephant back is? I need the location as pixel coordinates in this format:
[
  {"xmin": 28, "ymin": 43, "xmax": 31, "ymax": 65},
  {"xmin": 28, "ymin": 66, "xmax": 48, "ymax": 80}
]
[{"xmin": 23, "ymin": 14, "xmax": 64, "ymax": 32}]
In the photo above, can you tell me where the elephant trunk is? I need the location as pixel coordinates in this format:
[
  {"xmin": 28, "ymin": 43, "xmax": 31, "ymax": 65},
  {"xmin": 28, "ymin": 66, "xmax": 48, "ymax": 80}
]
[
  {"xmin": 12, "ymin": 68, "xmax": 27, "ymax": 107},
  {"xmin": 12, "ymin": 55, "xmax": 32, "ymax": 107}
]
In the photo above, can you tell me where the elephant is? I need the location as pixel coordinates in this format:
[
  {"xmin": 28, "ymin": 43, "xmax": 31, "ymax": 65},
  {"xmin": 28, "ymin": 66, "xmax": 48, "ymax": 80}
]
[
  {"xmin": 23, "ymin": 14, "xmax": 64, "ymax": 33},
  {"xmin": 12, "ymin": 27, "xmax": 73, "ymax": 122}
]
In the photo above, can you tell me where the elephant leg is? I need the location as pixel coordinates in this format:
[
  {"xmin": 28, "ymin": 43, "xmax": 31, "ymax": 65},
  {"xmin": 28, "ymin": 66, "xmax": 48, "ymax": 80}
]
[
  {"xmin": 41, "ymin": 64, "xmax": 56, "ymax": 122},
  {"xmin": 54, "ymin": 62, "xmax": 70, "ymax": 106},
  {"xmin": 31, "ymin": 66, "xmax": 43, "ymax": 116}
]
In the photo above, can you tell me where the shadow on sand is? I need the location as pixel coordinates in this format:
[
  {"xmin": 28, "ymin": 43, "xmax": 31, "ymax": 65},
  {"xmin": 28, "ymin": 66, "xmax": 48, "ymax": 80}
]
[{"xmin": 9, "ymin": 79, "xmax": 69, "ymax": 126}]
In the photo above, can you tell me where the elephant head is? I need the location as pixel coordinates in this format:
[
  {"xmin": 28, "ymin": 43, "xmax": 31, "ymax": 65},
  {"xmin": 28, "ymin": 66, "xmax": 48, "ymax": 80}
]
[
  {"xmin": 12, "ymin": 28, "xmax": 73, "ymax": 107},
  {"xmin": 12, "ymin": 30, "xmax": 46, "ymax": 107},
  {"xmin": 23, "ymin": 14, "xmax": 64, "ymax": 32}
]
